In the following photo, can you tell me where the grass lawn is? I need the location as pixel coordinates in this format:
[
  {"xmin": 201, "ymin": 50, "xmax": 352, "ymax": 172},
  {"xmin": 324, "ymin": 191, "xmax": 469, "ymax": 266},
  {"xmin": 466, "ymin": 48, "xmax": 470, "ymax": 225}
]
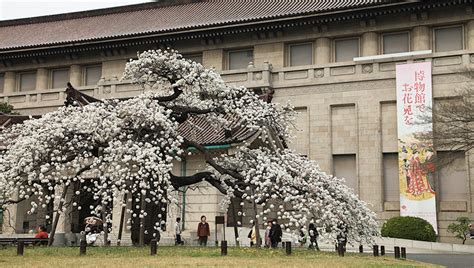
[{"xmin": 0, "ymin": 246, "xmax": 439, "ymax": 268}]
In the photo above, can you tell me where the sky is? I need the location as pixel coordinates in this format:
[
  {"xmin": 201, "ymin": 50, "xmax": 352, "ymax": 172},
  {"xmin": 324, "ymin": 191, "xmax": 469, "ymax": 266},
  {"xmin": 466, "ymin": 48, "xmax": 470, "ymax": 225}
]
[{"xmin": 0, "ymin": 0, "xmax": 153, "ymax": 21}]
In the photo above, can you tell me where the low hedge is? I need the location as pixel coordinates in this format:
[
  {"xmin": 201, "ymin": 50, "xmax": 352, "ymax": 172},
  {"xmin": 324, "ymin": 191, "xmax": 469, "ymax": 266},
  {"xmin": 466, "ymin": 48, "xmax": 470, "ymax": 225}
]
[{"xmin": 381, "ymin": 216, "xmax": 437, "ymax": 242}]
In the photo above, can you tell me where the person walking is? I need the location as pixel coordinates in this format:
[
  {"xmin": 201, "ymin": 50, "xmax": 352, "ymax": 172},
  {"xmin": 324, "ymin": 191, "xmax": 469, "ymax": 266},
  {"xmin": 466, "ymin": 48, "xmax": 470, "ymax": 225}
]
[
  {"xmin": 269, "ymin": 219, "xmax": 282, "ymax": 248},
  {"xmin": 175, "ymin": 217, "xmax": 184, "ymax": 245},
  {"xmin": 308, "ymin": 223, "xmax": 320, "ymax": 251},
  {"xmin": 298, "ymin": 226, "xmax": 307, "ymax": 247},
  {"xmin": 197, "ymin": 215, "xmax": 210, "ymax": 246}
]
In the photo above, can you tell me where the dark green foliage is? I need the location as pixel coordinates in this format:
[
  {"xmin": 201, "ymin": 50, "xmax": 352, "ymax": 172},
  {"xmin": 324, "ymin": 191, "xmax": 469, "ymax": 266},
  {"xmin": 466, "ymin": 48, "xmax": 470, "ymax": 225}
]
[
  {"xmin": 381, "ymin": 216, "xmax": 437, "ymax": 242},
  {"xmin": 0, "ymin": 102, "xmax": 14, "ymax": 114}
]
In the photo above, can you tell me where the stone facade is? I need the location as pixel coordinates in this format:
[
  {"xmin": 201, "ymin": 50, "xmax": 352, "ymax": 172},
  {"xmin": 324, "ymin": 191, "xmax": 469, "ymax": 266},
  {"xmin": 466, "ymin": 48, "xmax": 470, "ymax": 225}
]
[{"xmin": 1, "ymin": 2, "xmax": 474, "ymax": 244}]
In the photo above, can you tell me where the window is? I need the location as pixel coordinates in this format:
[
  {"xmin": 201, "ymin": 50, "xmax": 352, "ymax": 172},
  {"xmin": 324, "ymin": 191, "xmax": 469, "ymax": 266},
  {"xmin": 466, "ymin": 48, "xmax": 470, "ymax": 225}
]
[
  {"xmin": 333, "ymin": 154, "xmax": 358, "ymax": 193},
  {"xmin": 18, "ymin": 72, "xmax": 36, "ymax": 92},
  {"xmin": 50, "ymin": 68, "xmax": 69, "ymax": 89},
  {"xmin": 227, "ymin": 49, "xmax": 253, "ymax": 70},
  {"xmin": 288, "ymin": 43, "xmax": 313, "ymax": 66},
  {"xmin": 83, "ymin": 65, "xmax": 102, "ymax": 86},
  {"xmin": 334, "ymin": 38, "xmax": 359, "ymax": 62},
  {"xmin": 184, "ymin": 54, "xmax": 203, "ymax": 64},
  {"xmin": 434, "ymin": 25, "xmax": 464, "ymax": 52},
  {"xmin": 0, "ymin": 73, "xmax": 4, "ymax": 93},
  {"xmin": 438, "ymin": 151, "xmax": 468, "ymax": 201},
  {"xmin": 383, "ymin": 32, "xmax": 410, "ymax": 54},
  {"xmin": 383, "ymin": 153, "xmax": 399, "ymax": 202}
]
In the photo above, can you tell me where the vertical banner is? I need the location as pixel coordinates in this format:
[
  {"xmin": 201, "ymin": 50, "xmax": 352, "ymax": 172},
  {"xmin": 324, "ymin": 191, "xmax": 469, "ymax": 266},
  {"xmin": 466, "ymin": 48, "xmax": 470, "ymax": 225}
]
[{"xmin": 396, "ymin": 62, "xmax": 437, "ymax": 232}]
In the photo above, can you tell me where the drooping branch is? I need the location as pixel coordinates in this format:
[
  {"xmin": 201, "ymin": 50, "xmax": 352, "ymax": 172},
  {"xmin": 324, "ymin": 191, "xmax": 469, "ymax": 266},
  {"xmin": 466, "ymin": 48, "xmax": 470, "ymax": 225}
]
[{"xmin": 153, "ymin": 88, "xmax": 183, "ymax": 102}]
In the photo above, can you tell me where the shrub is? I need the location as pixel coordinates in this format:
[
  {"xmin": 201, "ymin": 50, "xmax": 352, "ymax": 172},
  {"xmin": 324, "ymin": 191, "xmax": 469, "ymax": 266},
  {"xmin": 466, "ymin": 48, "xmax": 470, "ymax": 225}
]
[
  {"xmin": 381, "ymin": 216, "xmax": 437, "ymax": 242},
  {"xmin": 0, "ymin": 102, "xmax": 14, "ymax": 114}
]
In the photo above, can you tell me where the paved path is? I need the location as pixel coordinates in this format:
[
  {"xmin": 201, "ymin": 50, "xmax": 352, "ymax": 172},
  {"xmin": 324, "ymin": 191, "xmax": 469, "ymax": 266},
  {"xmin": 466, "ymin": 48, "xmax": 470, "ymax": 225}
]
[{"xmin": 405, "ymin": 253, "xmax": 474, "ymax": 268}]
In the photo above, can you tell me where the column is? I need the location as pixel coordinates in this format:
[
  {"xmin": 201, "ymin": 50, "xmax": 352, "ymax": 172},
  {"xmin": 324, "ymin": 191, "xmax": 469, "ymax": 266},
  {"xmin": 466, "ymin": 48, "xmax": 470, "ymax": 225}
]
[
  {"xmin": 411, "ymin": 26, "xmax": 430, "ymax": 51},
  {"xmin": 361, "ymin": 32, "xmax": 378, "ymax": 56},
  {"xmin": 1, "ymin": 191, "xmax": 19, "ymax": 235},
  {"xmin": 36, "ymin": 68, "xmax": 48, "ymax": 91},
  {"xmin": 69, "ymin": 65, "xmax": 82, "ymax": 87},
  {"xmin": 466, "ymin": 20, "xmax": 474, "ymax": 50},
  {"xmin": 315, "ymin": 37, "xmax": 331, "ymax": 65},
  {"xmin": 52, "ymin": 185, "xmax": 72, "ymax": 246},
  {"xmin": 3, "ymin": 71, "xmax": 15, "ymax": 94}
]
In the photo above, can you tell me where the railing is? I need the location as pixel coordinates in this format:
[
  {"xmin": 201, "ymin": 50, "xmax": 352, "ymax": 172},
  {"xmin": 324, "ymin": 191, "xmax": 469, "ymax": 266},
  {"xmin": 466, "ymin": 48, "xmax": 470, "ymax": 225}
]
[{"xmin": 1, "ymin": 50, "xmax": 473, "ymax": 112}]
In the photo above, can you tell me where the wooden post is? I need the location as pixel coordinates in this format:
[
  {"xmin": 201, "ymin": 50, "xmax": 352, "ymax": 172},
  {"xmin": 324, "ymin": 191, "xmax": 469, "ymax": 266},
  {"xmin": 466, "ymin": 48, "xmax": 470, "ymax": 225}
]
[
  {"xmin": 285, "ymin": 241, "xmax": 292, "ymax": 256},
  {"xmin": 401, "ymin": 247, "xmax": 406, "ymax": 259},
  {"xmin": 150, "ymin": 239, "xmax": 157, "ymax": 255},
  {"xmin": 79, "ymin": 236, "xmax": 87, "ymax": 256},
  {"xmin": 373, "ymin": 245, "xmax": 379, "ymax": 257},
  {"xmin": 48, "ymin": 184, "xmax": 69, "ymax": 246},
  {"xmin": 221, "ymin": 240, "xmax": 227, "ymax": 256},
  {"xmin": 17, "ymin": 241, "xmax": 24, "ymax": 256},
  {"xmin": 359, "ymin": 245, "xmax": 363, "ymax": 253},
  {"xmin": 117, "ymin": 193, "xmax": 127, "ymax": 246},
  {"xmin": 380, "ymin": 245, "xmax": 385, "ymax": 256},
  {"xmin": 394, "ymin": 246, "xmax": 400, "ymax": 259},
  {"xmin": 251, "ymin": 190, "xmax": 261, "ymax": 247}
]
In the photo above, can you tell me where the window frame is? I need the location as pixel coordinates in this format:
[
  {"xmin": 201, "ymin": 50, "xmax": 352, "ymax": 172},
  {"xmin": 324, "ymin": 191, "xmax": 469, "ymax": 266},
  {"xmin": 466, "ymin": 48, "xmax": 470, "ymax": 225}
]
[
  {"xmin": 16, "ymin": 71, "xmax": 37, "ymax": 92},
  {"xmin": 183, "ymin": 53, "xmax": 203, "ymax": 64},
  {"xmin": 333, "ymin": 37, "xmax": 360, "ymax": 63},
  {"xmin": 49, "ymin": 68, "xmax": 70, "ymax": 89},
  {"xmin": 381, "ymin": 31, "xmax": 411, "ymax": 55},
  {"xmin": 226, "ymin": 48, "xmax": 254, "ymax": 70},
  {"xmin": 82, "ymin": 64, "xmax": 102, "ymax": 86},
  {"xmin": 286, "ymin": 42, "xmax": 314, "ymax": 67},
  {"xmin": 433, "ymin": 24, "xmax": 465, "ymax": 53}
]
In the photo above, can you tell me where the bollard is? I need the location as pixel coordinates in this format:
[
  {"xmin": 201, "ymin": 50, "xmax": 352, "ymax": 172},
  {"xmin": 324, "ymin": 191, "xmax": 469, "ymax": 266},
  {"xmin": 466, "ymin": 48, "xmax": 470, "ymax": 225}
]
[
  {"xmin": 401, "ymin": 247, "xmax": 406, "ymax": 260},
  {"xmin": 337, "ymin": 243, "xmax": 344, "ymax": 257},
  {"xmin": 359, "ymin": 245, "xmax": 363, "ymax": 253},
  {"xmin": 373, "ymin": 245, "xmax": 379, "ymax": 257},
  {"xmin": 285, "ymin": 242, "xmax": 292, "ymax": 256},
  {"xmin": 80, "ymin": 232, "xmax": 87, "ymax": 256},
  {"xmin": 380, "ymin": 245, "xmax": 385, "ymax": 256},
  {"xmin": 17, "ymin": 241, "xmax": 24, "ymax": 256},
  {"xmin": 394, "ymin": 246, "xmax": 400, "ymax": 259},
  {"xmin": 150, "ymin": 239, "xmax": 157, "ymax": 256},
  {"xmin": 221, "ymin": 240, "xmax": 227, "ymax": 256}
]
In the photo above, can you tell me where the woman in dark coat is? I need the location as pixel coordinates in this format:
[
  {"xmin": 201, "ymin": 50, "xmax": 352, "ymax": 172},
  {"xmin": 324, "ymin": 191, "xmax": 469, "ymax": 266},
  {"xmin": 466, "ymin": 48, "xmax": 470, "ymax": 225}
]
[{"xmin": 308, "ymin": 223, "xmax": 320, "ymax": 250}]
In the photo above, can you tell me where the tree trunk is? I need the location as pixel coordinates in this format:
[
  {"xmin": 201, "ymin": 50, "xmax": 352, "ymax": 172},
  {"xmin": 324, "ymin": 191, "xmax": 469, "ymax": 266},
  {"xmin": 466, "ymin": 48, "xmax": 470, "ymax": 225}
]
[
  {"xmin": 230, "ymin": 200, "xmax": 240, "ymax": 247},
  {"xmin": 48, "ymin": 184, "xmax": 69, "ymax": 247}
]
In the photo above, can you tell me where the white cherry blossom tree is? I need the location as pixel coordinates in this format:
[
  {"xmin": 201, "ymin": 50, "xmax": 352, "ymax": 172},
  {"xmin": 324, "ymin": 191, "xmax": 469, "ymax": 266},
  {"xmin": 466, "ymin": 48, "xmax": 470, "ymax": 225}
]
[{"xmin": 0, "ymin": 50, "xmax": 378, "ymax": 246}]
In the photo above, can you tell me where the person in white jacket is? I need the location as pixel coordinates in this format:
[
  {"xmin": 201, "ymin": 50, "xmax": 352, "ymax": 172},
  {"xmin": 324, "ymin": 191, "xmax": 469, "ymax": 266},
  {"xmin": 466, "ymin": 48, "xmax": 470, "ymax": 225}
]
[{"xmin": 175, "ymin": 217, "xmax": 184, "ymax": 245}]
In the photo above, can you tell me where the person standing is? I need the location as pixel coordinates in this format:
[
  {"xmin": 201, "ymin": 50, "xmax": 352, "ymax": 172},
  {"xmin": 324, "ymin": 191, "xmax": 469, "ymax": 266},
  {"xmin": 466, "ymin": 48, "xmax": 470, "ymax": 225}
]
[
  {"xmin": 308, "ymin": 223, "xmax": 320, "ymax": 251},
  {"xmin": 264, "ymin": 221, "xmax": 272, "ymax": 248},
  {"xmin": 197, "ymin": 215, "xmax": 210, "ymax": 246},
  {"xmin": 175, "ymin": 217, "xmax": 184, "ymax": 245},
  {"xmin": 248, "ymin": 222, "xmax": 257, "ymax": 247},
  {"xmin": 269, "ymin": 219, "xmax": 282, "ymax": 248}
]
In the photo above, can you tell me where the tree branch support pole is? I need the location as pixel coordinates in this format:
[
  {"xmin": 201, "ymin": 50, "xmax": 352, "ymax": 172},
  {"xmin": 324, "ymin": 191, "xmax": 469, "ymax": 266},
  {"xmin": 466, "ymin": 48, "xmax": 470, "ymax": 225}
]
[
  {"xmin": 102, "ymin": 206, "xmax": 109, "ymax": 246},
  {"xmin": 230, "ymin": 201, "xmax": 240, "ymax": 247},
  {"xmin": 139, "ymin": 194, "xmax": 146, "ymax": 247},
  {"xmin": 48, "ymin": 184, "xmax": 69, "ymax": 246},
  {"xmin": 117, "ymin": 192, "xmax": 128, "ymax": 246},
  {"xmin": 251, "ymin": 190, "xmax": 261, "ymax": 248}
]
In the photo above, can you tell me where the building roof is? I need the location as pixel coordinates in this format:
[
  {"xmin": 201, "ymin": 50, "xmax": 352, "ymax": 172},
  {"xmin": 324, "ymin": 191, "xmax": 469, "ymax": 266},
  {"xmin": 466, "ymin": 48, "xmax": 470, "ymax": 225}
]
[{"xmin": 0, "ymin": 0, "xmax": 395, "ymax": 51}]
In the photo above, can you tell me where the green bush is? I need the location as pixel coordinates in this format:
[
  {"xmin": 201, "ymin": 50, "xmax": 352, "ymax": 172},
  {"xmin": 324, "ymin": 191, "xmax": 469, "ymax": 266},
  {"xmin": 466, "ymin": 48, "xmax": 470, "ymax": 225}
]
[{"xmin": 381, "ymin": 216, "xmax": 437, "ymax": 242}]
